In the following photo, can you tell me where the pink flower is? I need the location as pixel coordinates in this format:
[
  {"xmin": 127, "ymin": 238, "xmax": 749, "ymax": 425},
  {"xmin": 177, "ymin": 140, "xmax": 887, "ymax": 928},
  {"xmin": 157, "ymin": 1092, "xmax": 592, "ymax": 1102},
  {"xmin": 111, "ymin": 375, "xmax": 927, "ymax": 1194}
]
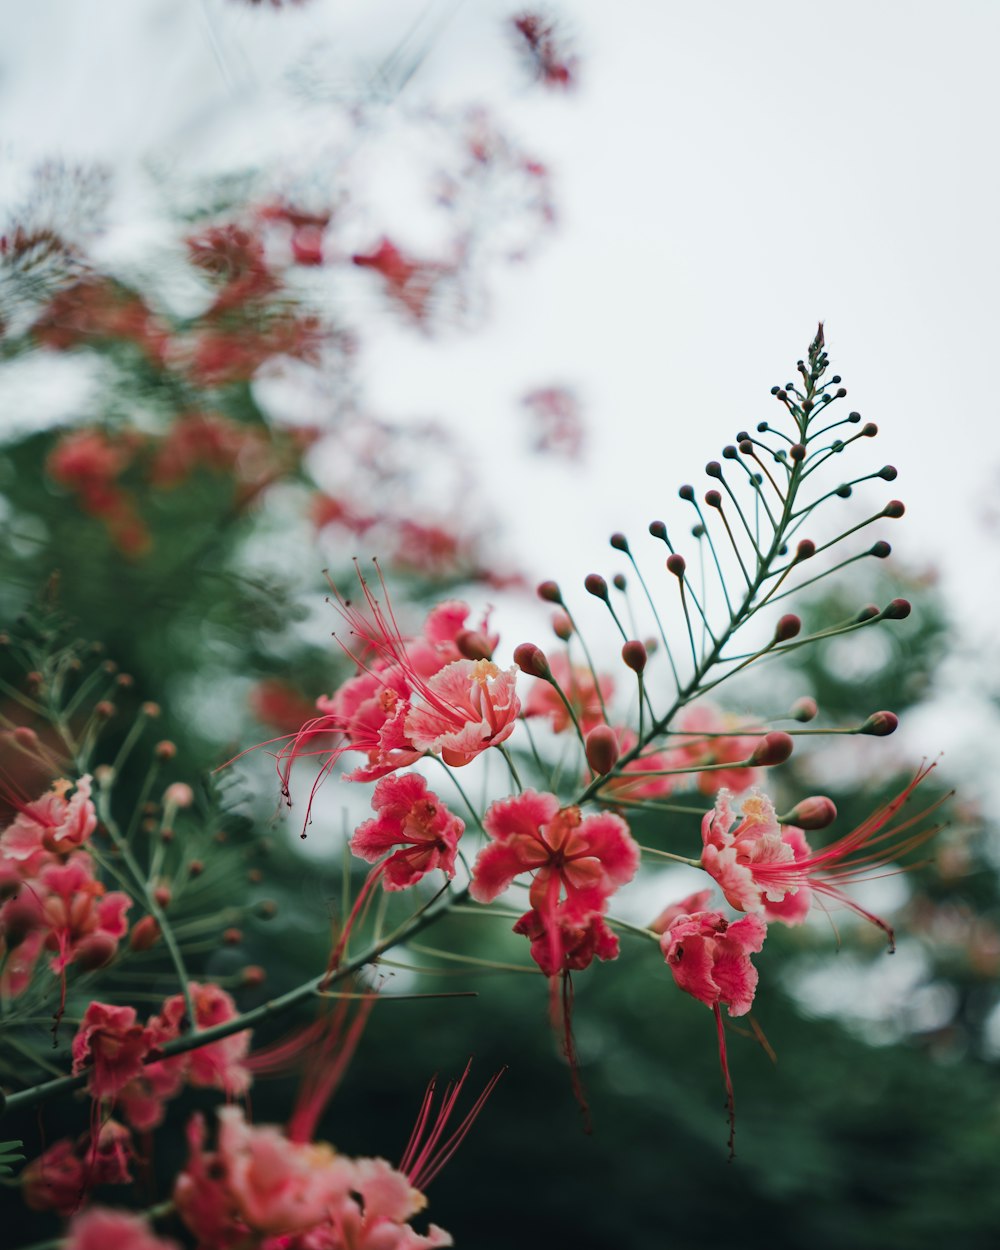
[
  {"xmin": 404, "ymin": 659, "xmax": 520, "ymax": 767},
  {"xmin": 522, "ymin": 652, "xmax": 611, "ymax": 735},
  {"xmin": 149, "ymin": 981, "xmax": 252, "ymax": 1096},
  {"xmin": 513, "ymin": 904, "xmax": 619, "ymax": 977},
  {"xmin": 471, "ymin": 790, "xmax": 638, "ymax": 912},
  {"xmin": 22, "ymin": 1138, "xmax": 86, "ymax": 1215},
  {"xmin": 37, "ymin": 855, "xmax": 131, "ymax": 973},
  {"xmin": 470, "ymin": 790, "xmax": 638, "ymax": 975},
  {"xmin": 64, "ymin": 1207, "xmax": 180, "ymax": 1250},
  {"xmin": 350, "ymin": 772, "xmax": 464, "ymax": 890},
  {"xmin": 0, "ymin": 775, "xmax": 97, "ymax": 863},
  {"xmin": 278, "ymin": 576, "xmax": 510, "ymax": 819},
  {"xmin": 660, "ymin": 906, "xmax": 768, "ymax": 1157},
  {"xmin": 72, "ymin": 1002, "xmax": 152, "ymax": 1100},
  {"xmin": 700, "ymin": 767, "xmax": 939, "ymax": 948},
  {"xmin": 660, "ymin": 910, "xmax": 767, "ymax": 1018},
  {"xmin": 674, "ymin": 703, "xmax": 762, "ymax": 795}
]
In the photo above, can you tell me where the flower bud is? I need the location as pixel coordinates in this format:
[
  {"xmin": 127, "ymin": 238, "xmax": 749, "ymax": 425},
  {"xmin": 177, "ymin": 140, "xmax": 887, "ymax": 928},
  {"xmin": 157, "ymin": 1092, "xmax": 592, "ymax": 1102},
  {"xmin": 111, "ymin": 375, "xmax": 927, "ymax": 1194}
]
[
  {"xmin": 789, "ymin": 696, "xmax": 818, "ymax": 723},
  {"xmin": 610, "ymin": 532, "xmax": 629, "ymax": 552},
  {"xmin": 154, "ymin": 740, "xmax": 177, "ymax": 761},
  {"xmin": 649, "ymin": 520, "xmax": 668, "ymax": 539},
  {"xmin": 584, "ymin": 574, "xmax": 609, "ymax": 601},
  {"xmin": 164, "ymin": 782, "xmax": 194, "ymax": 809},
  {"xmin": 551, "ymin": 611, "xmax": 573, "ymax": 641},
  {"xmin": 862, "ymin": 422, "xmax": 878, "ymax": 437},
  {"xmin": 621, "ymin": 640, "xmax": 647, "ymax": 674},
  {"xmin": 706, "ymin": 461, "xmax": 723, "ymax": 478},
  {"xmin": 116, "ymin": 673, "xmax": 134, "ymax": 689},
  {"xmin": 537, "ymin": 580, "xmax": 562, "ymax": 604},
  {"xmin": 870, "ymin": 541, "xmax": 891, "ymax": 558},
  {"xmin": 513, "ymin": 643, "xmax": 550, "ymax": 679},
  {"xmin": 13, "ymin": 726, "xmax": 38, "ymax": 747},
  {"xmin": 774, "ymin": 614, "xmax": 801, "ymax": 642},
  {"xmin": 790, "ymin": 443, "xmax": 806, "ymax": 462},
  {"xmin": 188, "ymin": 859, "xmax": 204, "ymax": 878},
  {"xmin": 75, "ymin": 931, "xmax": 118, "ymax": 971},
  {"xmin": 153, "ymin": 885, "xmax": 172, "ymax": 909},
  {"xmin": 456, "ymin": 629, "xmax": 494, "ymax": 661},
  {"xmin": 783, "ymin": 796, "xmax": 837, "ymax": 830},
  {"xmin": 859, "ymin": 710, "xmax": 898, "ymax": 736},
  {"xmin": 882, "ymin": 598, "xmax": 911, "ymax": 620},
  {"xmin": 129, "ymin": 915, "xmax": 161, "ymax": 952},
  {"xmin": 223, "ymin": 927, "xmax": 244, "ymax": 945},
  {"xmin": 879, "ymin": 465, "xmax": 898, "ymax": 481},
  {"xmin": 855, "ymin": 604, "xmax": 880, "ymax": 623},
  {"xmin": 585, "ymin": 725, "xmax": 619, "ymax": 776},
  {"xmin": 256, "ymin": 900, "xmax": 278, "ymax": 919},
  {"xmin": 95, "ymin": 701, "xmax": 115, "ymax": 720},
  {"xmin": 749, "ymin": 731, "xmax": 794, "ymax": 767},
  {"xmin": 666, "ymin": 554, "xmax": 686, "ymax": 578},
  {"xmin": 883, "ymin": 500, "xmax": 905, "ymax": 519},
  {"xmin": 678, "ymin": 486, "xmax": 695, "ymax": 502},
  {"xmin": 241, "ymin": 965, "xmax": 266, "ymax": 988},
  {"xmin": 141, "ymin": 702, "xmax": 161, "ymax": 719},
  {"xmin": 794, "ymin": 539, "xmax": 816, "ymax": 562},
  {"xmin": 612, "ymin": 573, "xmax": 627, "ymax": 592}
]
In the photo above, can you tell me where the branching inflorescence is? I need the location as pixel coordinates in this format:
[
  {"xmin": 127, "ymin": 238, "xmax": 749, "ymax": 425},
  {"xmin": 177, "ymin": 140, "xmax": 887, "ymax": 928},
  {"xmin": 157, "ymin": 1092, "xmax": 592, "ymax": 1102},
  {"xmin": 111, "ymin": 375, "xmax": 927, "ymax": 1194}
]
[{"xmin": 0, "ymin": 329, "xmax": 947, "ymax": 1245}]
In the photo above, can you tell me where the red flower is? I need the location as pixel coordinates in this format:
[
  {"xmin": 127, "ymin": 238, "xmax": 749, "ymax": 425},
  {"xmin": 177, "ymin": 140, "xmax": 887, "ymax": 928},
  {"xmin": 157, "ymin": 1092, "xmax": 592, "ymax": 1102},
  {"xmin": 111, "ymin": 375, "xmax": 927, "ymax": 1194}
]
[
  {"xmin": 350, "ymin": 772, "xmax": 464, "ymax": 890},
  {"xmin": 72, "ymin": 1002, "xmax": 152, "ymax": 1100}
]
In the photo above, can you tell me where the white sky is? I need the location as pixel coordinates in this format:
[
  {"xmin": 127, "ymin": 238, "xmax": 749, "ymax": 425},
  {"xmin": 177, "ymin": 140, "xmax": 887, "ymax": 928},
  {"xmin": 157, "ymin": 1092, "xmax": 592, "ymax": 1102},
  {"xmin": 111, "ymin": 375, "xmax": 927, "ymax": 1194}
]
[{"xmin": 2, "ymin": 0, "xmax": 998, "ymax": 773}]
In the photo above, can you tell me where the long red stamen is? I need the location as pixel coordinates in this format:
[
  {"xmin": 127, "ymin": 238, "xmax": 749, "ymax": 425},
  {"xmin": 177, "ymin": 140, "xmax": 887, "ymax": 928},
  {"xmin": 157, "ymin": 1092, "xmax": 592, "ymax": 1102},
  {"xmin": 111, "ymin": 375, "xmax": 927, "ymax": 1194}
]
[
  {"xmin": 714, "ymin": 1003, "xmax": 737, "ymax": 1160},
  {"xmin": 401, "ymin": 1059, "xmax": 505, "ymax": 1191}
]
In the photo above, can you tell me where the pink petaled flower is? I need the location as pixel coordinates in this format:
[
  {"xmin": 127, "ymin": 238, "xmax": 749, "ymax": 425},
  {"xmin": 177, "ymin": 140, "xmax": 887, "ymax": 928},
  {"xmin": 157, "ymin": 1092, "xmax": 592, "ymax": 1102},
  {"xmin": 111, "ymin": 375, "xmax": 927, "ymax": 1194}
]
[
  {"xmin": 404, "ymin": 659, "xmax": 519, "ymax": 768},
  {"xmin": 660, "ymin": 907, "xmax": 768, "ymax": 1157},
  {"xmin": 522, "ymin": 652, "xmax": 612, "ymax": 736},
  {"xmin": 674, "ymin": 703, "xmax": 761, "ymax": 795},
  {"xmin": 700, "ymin": 766, "xmax": 940, "ymax": 948},
  {"xmin": 72, "ymin": 1002, "xmax": 152, "ymax": 1099},
  {"xmin": 38, "ymin": 855, "xmax": 132, "ymax": 973},
  {"xmin": 0, "ymin": 775, "xmax": 97, "ymax": 864},
  {"xmin": 277, "ymin": 575, "xmax": 508, "ymax": 823},
  {"xmin": 512, "ymin": 904, "xmax": 619, "ymax": 978},
  {"xmin": 22, "ymin": 1138, "xmax": 86, "ymax": 1216},
  {"xmin": 350, "ymin": 773, "xmax": 464, "ymax": 890},
  {"xmin": 64, "ymin": 1207, "xmax": 181, "ymax": 1250},
  {"xmin": 150, "ymin": 981, "xmax": 252, "ymax": 1096},
  {"xmin": 660, "ymin": 910, "xmax": 767, "ymax": 1018},
  {"xmin": 471, "ymin": 790, "xmax": 638, "ymax": 912}
]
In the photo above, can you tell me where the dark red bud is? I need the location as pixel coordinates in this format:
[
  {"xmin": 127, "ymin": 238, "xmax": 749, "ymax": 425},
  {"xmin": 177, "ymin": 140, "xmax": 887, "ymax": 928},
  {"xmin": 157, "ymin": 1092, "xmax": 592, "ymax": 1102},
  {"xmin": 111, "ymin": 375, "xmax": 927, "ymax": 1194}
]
[
  {"xmin": 621, "ymin": 640, "xmax": 647, "ymax": 673},
  {"xmin": 188, "ymin": 859, "xmax": 204, "ymax": 878},
  {"xmin": 848, "ymin": 411, "xmax": 861, "ymax": 423},
  {"xmin": 835, "ymin": 387, "xmax": 847, "ymax": 398},
  {"xmin": 723, "ymin": 445, "xmax": 738, "ymax": 459},
  {"xmin": 739, "ymin": 440, "xmax": 753, "ymax": 455},
  {"xmin": 153, "ymin": 885, "xmax": 171, "ymax": 909},
  {"xmin": 585, "ymin": 574, "xmax": 609, "ymax": 601},
  {"xmin": 883, "ymin": 500, "xmax": 905, "ymax": 518},
  {"xmin": 784, "ymin": 796, "xmax": 838, "ymax": 830},
  {"xmin": 456, "ymin": 629, "xmax": 494, "ymax": 661},
  {"xmin": 705, "ymin": 490, "xmax": 722, "ymax": 509},
  {"xmin": 155, "ymin": 740, "xmax": 177, "ymax": 760},
  {"xmin": 775, "ymin": 614, "xmax": 801, "ymax": 642},
  {"xmin": 649, "ymin": 520, "xmax": 668, "ymax": 539},
  {"xmin": 585, "ymin": 725, "xmax": 619, "ymax": 776},
  {"xmin": 75, "ymin": 931, "xmax": 118, "ymax": 970},
  {"xmin": 870, "ymin": 541, "xmax": 891, "ymax": 558},
  {"xmin": 706, "ymin": 461, "xmax": 723, "ymax": 478},
  {"xmin": 551, "ymin": 612, "xmax": 573, "ymax": 641},
  {"xmin": 612, "ymin": 573, "xmax": 627, "ymax": 592},
  {"xmin": 241, "ymin": 965, "xmax": 266, "ymax": 988},
  {"xmin": 224, "ymin": 927, "xmax": 244, "ymax": 945},
  {"xmin": 882, "ymin": 598, "xmax": 911, "ymax": 620},
  {"xmin": 513, "ymin": 643, "xmax": 550, "ymax": 679},
  {"xmin": 678, "ymin": 485, "xmax": 695, "ymax": 502},
  {"xmin": 95, "ymin": 701, "xmax": 115, "ymax": 720},
  {"xmin": 610, "ymin": 532, "xmax": 629, "ymax": 552},
  {"xmin": 879, "ymin": 465, "xmax": 898, "ymax": 481},
  {"xmin": 666, "ymin": 554, "xmax": 686, "ymax": 578},
  {"xmin": 855, "ymin": 604, "xmax": 880, "ymax": 623},
  {"xmin": 141, "ymin": 702, "xmax": 161, "ymax": 718},
  {"xmin": 790, "ymin": 443, "xmax": 806, "ymax": 462},
  {"xmin": 129, "ymin": 915, "xmax": 161, "ymax": 953},
  {"xmin": 794, "ymin": 539, "xmax": 816, "ymax": 561},
  {"xmin": 862, "ymin": 422, "xmax": 878, "ymax": 437},
  {"xmin": 790, "ymin": 696, "xmax": 818, "ymax": 722},
  {"xmin": 859, "ymin": 710, "xmax": 899, "ymax": 736},
  {"xmin": 749, "ymin": 731, "xmax": 794, "ymax": 767},
  {"xmin": 537, "ymin": 580, "xmax": 563, "ymax": 604}
]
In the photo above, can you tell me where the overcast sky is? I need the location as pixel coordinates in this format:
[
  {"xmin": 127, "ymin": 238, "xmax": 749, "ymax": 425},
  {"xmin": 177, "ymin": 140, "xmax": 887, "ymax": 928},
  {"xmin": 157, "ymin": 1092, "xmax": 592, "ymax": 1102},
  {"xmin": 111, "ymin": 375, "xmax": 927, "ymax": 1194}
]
[{"xmin": 3, "ymin": 0, "xmax": 998, "ymax": 777}]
